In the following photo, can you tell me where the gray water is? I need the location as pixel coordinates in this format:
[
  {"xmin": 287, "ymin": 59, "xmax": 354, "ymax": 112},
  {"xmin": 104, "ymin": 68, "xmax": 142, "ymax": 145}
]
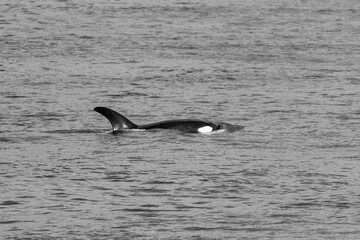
[{"xmin": 1, "ymin": 0, "xmax": 360, "ymax": 239}]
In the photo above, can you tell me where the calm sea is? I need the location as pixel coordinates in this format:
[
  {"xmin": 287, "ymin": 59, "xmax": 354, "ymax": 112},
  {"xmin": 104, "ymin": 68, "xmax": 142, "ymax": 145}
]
[{"xmin": 1, "ymin": 0, "xmax": 359, "ymax": 239}]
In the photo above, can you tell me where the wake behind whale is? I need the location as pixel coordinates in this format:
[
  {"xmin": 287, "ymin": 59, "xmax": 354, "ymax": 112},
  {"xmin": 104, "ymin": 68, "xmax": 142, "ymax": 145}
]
[{"xmin": 94, "ymin": 107, "xmax": 243, "ymax": 134}]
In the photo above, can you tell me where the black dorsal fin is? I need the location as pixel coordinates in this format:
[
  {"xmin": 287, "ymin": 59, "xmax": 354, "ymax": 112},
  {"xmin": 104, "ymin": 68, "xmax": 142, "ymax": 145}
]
[{"xmin": 94, "ymin": 107, "xmax": 137, "ymax": 131}]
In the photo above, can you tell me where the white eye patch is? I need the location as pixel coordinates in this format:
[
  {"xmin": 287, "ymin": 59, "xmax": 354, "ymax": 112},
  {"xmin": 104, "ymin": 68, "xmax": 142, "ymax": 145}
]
[{"xmin": 197, "ymin": 126, "xmax": 213, "ymax": 133}]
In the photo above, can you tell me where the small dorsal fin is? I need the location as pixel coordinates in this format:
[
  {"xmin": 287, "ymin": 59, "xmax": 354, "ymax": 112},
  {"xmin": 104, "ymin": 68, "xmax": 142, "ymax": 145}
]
[{"xmin": 94, "ymin": 107, "xmax": 137, "ymax": 131}]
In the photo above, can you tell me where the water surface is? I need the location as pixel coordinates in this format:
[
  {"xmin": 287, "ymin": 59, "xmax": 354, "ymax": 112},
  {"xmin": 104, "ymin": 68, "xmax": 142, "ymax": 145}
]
[{"xmin": 1, "ymin": 0, "xmax": 360, "ymax": 239}]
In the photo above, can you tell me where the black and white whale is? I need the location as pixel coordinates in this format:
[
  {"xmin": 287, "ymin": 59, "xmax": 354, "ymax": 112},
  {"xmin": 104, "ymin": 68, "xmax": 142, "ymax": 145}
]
[{"xmin": 94, "ymin": 107, "xmax": 243, "ymax": 134}]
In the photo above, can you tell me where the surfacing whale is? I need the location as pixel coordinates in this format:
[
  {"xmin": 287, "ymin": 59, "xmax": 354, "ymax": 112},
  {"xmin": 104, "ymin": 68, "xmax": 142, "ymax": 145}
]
[{"xmin": 94, "ymin": 107, "xmax": 243, "ymax": 134}]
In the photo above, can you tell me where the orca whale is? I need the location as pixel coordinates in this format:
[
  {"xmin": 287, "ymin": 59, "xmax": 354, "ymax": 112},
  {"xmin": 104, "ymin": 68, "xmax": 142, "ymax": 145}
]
[{"xmin": 94, "ymin": 107, "xmax": 243, "ymax": 134}]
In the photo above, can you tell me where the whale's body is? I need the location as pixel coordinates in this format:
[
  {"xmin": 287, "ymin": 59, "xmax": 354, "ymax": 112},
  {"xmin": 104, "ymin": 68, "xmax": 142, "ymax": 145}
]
[{"xmin": 94, "ymin": 107, "xmax": 243, "ymax": 134}]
